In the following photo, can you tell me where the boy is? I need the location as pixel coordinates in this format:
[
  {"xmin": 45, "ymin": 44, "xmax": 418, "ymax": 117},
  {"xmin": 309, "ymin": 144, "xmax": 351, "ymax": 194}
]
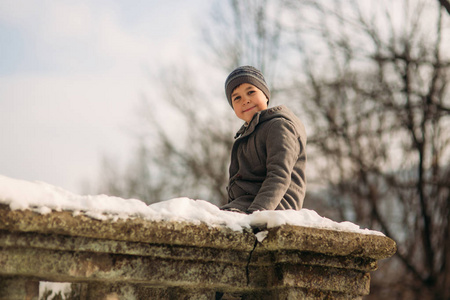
[{"xmin": 221, "ymin": 66, "xmax": 307, "ymax": 214}]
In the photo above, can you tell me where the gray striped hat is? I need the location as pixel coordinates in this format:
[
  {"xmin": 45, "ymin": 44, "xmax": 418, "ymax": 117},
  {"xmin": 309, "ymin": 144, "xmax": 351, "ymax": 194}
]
[{"xmin": 225, "ymin": 66, "xmax": 270, "ymax": 107}]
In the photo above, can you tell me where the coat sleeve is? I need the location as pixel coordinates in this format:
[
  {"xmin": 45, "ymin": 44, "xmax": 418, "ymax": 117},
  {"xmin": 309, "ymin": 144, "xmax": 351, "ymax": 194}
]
[{"xmin": 247, "ymin": 119, "xmax": 301, "ymax": 212}]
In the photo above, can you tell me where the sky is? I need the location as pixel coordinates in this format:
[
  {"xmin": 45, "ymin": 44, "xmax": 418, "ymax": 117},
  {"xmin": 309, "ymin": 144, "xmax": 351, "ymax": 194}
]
[{"xmin": 0, "ymin": 0, "xmax": 210, "ymax": 193}]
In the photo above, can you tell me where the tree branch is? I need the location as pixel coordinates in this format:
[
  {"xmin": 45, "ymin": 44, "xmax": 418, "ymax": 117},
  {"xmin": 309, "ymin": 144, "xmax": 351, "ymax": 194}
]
[{"xmin": 437, "ymin": 0, "xmax": 450, "ymax": 15}]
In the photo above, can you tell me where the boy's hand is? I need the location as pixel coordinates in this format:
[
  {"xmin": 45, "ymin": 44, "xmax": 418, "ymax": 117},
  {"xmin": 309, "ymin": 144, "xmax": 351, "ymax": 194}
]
[{"xmin": 222, "ymin": 207, "xmax": 248, "ymax": 214}]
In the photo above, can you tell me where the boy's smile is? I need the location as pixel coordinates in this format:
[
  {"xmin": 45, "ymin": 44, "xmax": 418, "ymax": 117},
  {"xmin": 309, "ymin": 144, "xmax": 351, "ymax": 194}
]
[
  {"xmin": 231, "ymin": 83, "xmax": 268, "ymax": 123},
  {"xmin": 243, "ymin": 105, "xmax": 257, "ymax": 112}
]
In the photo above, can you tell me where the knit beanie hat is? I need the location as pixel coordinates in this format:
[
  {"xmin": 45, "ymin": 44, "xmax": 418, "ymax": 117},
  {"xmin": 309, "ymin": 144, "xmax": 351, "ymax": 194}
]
[{"xmin": 225, "ymin": 66, "xmax": 270, "ymax": 107}]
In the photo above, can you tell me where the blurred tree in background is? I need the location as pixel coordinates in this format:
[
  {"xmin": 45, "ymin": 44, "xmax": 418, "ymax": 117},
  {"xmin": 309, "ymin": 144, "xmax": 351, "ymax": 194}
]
[
  {"xmin": 96, "ymin": 0, "xmax": 288, "ymax": 205},
  {"xmin": 285, "ymin": 1, "xmax": 450, "ymax": 298},
  {"xmin": 94, "ymin": 0, "xmax": 449, "ymax": 298}
]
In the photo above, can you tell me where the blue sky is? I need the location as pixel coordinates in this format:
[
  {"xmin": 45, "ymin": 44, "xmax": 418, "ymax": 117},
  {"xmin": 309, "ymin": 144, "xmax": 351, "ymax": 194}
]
[{"xmin": 0, "ymin": 0, "xmax": 210, "ymax": 193}]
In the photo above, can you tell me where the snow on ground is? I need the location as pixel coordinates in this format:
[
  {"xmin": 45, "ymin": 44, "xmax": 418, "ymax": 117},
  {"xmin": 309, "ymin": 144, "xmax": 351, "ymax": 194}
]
[{"xmin": 0, "ymin": 174, "xmax": 383, "ymax": 236}]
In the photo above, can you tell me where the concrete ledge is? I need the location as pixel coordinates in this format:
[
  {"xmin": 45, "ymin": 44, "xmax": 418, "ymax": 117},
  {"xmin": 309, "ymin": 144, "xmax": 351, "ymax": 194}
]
[{"xmin": 0, "ymin": 204, "xmax": 396, "ymax": 299}]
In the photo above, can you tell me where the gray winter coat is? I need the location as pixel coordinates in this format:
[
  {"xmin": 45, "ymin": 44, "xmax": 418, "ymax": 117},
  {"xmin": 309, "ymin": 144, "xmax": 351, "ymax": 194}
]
[{"xmin": 221, "ymin": 105, "xmax": 307, "ymax": 213}]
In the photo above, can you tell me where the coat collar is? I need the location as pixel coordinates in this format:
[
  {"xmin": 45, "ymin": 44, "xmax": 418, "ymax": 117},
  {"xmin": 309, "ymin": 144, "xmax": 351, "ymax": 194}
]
[{"xmin": 234, "ymin": 105, "xmax": 287, "ymax": 139}]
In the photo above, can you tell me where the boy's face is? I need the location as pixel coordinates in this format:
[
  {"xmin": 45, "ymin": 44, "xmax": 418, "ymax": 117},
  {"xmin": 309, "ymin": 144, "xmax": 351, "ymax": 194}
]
[{"xmin": 231, "ymin": 83, "xmax": 268, "ymax": 123}]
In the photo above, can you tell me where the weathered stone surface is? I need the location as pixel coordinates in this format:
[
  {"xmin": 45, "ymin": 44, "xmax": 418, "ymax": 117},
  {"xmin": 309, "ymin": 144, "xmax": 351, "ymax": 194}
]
[
  {"xmin": 0, "ymin": 204, "xmax": 397, "ymax": 299},
  {"xmin": 0, "ymin": 247, "xmax": 248, "ymax": 288},
  {"xmin": 257, "ymin": 225, "xmax": 397, "ymax": 260},
  {"xmin": 0, "ymin": 204, "xmax": 256, "ymax": 251},
  {"xmin": 0, "ymin": 276, "xmax": 39, "ymax": 300},
  {"xmin": 0, "ymin": 230, "xmax": 250, "ymax": 264},
  {"xmin": 250, "ymin": 250, "xmax": 377, "ymax": 272},
  {"xmin": 84, "ymin": 283, "xmax": 215, "ymax": 300}
]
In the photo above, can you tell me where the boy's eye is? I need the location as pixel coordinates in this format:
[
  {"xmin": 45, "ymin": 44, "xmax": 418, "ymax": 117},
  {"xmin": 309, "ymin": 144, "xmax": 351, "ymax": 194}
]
[
  {"xmin": 248, "ymin": 90, "xmax": 255, "ymax": 95},
  {"xmin": 233, "ymin": 96, "xmax": 241, "ymax": 101}
]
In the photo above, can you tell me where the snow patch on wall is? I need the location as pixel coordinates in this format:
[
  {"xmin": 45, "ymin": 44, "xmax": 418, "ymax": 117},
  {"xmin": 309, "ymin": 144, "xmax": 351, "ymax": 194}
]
[{"xmin": 0, "ymin": 174, "xmax": 383, "ymax": 235}]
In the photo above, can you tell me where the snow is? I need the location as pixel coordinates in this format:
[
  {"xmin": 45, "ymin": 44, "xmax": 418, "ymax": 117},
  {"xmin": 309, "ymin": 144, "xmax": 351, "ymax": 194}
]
[
  {"xmin": 39, "ymin": 282, "xmax": 71, "ymax": 299},
  {"xmin": 0, "ymin": 174, "xmax": 384, "ymax": 236},
  {"xmin": 255, "ymin": 230, "xmax": 269, "ymax": 242}
]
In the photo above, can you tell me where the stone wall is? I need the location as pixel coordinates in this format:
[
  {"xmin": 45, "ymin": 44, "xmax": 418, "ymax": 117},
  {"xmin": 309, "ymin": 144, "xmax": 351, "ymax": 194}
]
[{"xmin": 0, "ymin": 204, "xmax": 396, "ymax": 299}]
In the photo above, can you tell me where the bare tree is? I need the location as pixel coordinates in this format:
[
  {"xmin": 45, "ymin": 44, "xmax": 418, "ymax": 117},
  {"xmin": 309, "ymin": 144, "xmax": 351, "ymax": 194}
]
[
  {"xmin": 94, "ymin": 0, "xmax": 449, "ymax": 298},
  {"xmin": 437, "ymin": 0, "xmax": 450, "ymax": 14},
  {"xmin": 138, "ymin": 65, "xmax": 236, "ymax": 205},
  {"xmin": 97, "ymin": 142, "xmax": 167, "ymax": 204},
  {"xmin": 286, "ymin": 0, "xmax": 450, "ymax": 298},
  {"xmin": 202, "ymin": 0, "xmax": 288, "ymax": 81},
  {"xmin": 94, "ymin": 0, "xmax": 288, "ymax": 205}
]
